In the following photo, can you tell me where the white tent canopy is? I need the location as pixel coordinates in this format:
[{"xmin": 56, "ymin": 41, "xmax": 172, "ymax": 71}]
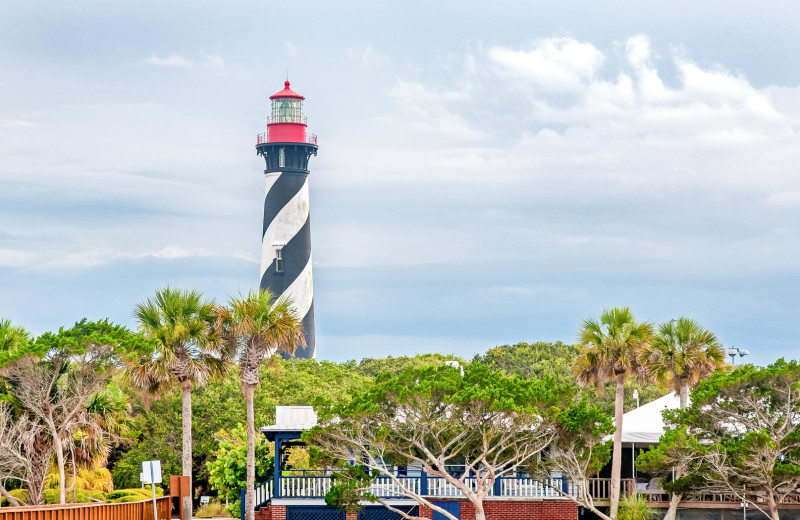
[{"xmin": 616, "ymin": 393, "xmax": 682, "ymax": 445}]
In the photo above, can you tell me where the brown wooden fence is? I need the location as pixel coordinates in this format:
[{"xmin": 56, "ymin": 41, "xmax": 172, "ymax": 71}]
[{"xmin": 0, "ymin": 497, "xmax": 170, "ymax": 520}]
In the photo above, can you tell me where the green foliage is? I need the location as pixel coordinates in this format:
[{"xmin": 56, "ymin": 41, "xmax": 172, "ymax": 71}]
[
  {"xmin": 333, "ymin": 362, "xmax": 570, "ymax": 419},
  {"xmin": 617, "ymin": 494, "xmax": 654, "ymax": 520},
  {"xmin": 556, "ymin": 398, "xmax": 614, "ymax": 473},
  {"xmin": 0, "ymin": 488, "xmax": 28, "ymax": 506},
  {"xmin": 34, "ymin": 318, "xmax": 151, "ymax": 363},
  {"xmin": 474, "ymin": 341, "xmax": 664, "ymax": 415},
  {"xmin": 475, "ymin": 341, "xmax": 579, "ymax": 384},
  {"xmin": 310, "ymin": 363, "xmax": 570, "ymax": 507},
  {"xmin": 639, "ymin": 359, "xmax": 800, "ymax": 518},
  {"xmin": 349, "ymin": 353, "xmax": 464, "ymax": 378},
  {"xmin": 111, "ymin": 358, "xmax": 369, "ymax": 495},
  {"xmin": 324, "ymin": 466, "xmax": 377, "ymax": 514},
  {"xmin": 106, "ymin": 487, "xmax": 163, "ymax": 502},
  {"xmin": 0, "ymin": 319, "xmax": 35, "ymax": 368},
  {"xmin": 206, "ymin": 424, "xmax": 274, "ymax": 503}
]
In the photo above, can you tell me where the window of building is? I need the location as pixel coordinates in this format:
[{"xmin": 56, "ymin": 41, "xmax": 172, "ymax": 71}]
[
  {"xmin": 279, "ymin": 147, "xmax": 285, "ymax": 168},
  {"xmin": 274, "ymin": 248, "xmax": 283, "ymax": 272}
]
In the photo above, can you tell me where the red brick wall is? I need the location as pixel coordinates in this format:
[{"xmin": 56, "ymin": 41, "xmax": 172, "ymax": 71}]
[
  {"xmin": 460, "ymin": 501, "xmax": 578, "ymax": 520},
  {"xmin": 256, "ymin": 501, "xmax": 575, "ymax": 520},
  {"xmin": 254, "ymin": 504, "xmax": 286, "ymax": 520}
]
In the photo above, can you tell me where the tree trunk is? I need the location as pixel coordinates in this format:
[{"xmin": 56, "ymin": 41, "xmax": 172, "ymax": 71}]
[
  {"xmin": 0, "ymin": 485, "xmax": 24, "ymax": 507},
  {"xmin": 679, "ymin": 380, "xmax": 689, "ymax": 409},
  {"xmin": 767, "ymin": 492, "xmax": 780, "ymax": 520},
  {"xmin": 610, "ymin": 373, "xmax": 625, "ymax": 519},
  {"xmin": 244, "ymin": 384, "xmax": 256, "ymax": 520},
  {"xmin": 663, "ymin": 492, "xmax": 682, "ymax": 520},
  {"xmin": 473, "ymin": 500, "xmax": 486, "ymax": 520},
  {"xmin": 54, "ymin": 435, "xmax": 67, "ymax": 505},
  {"xmin": 181, "ymin": 379, "xmax": 193, "ymax": 520}
]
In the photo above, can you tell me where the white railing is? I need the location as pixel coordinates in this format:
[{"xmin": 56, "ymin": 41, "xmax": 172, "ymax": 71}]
[
  {"xmin": 367, "ymin": 476, "xmax": 421, "ymax": 497},
  {"xmin": 280, "ymin": 476, "xmax": 332, "ymax": 497},
  {"xmin": 252, "ymin": 475, "xmax": 579, "ymax": 505},
  {"xmin": 500, "ymin": 477, "xmax": 564, "ymax": 498},
  {"xmin": 428, "ymin": 477, "xmax": 485, "ymax": 497},
  {"xmin": 253, "ymin": 480, "xmax": 273, "ymax": 507}
]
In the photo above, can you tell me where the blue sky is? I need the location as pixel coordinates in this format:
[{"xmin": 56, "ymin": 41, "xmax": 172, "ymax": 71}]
[{"xmin": 1, "ymin": 1, "xmax": 799, "ymax": 364}]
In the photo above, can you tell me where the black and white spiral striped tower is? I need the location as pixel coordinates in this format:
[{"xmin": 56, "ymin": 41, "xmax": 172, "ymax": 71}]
[{"xmin": 255, "ymin": 81, "xmax": 319, "ymax": 358}]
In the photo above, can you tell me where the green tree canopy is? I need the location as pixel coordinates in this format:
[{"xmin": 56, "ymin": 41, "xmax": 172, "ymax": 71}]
[
  {"xmin": 308, "ymin": 363, "xmax": 571, "ymax": 520},
  {"xmin": 638, "ymin": 359, "xmax": 800, "ymax": 520},
  {"xmin": 206, "ymin": 424, "xmax": 274, "ymax": 517}
]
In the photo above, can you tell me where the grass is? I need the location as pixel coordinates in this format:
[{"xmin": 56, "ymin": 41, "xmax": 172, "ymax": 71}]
[{"xmin": 195, "ymin": 501, "xmax": 232, "ymax": 518}]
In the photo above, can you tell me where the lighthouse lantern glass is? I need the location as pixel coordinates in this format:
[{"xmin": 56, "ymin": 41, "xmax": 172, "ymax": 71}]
[{"xmin": 272, "ymin": 98, "xmax": 303, "ymax": 123}]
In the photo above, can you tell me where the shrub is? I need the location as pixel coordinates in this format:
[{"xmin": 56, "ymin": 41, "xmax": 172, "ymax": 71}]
[
  {"xmin": 195, "ymin": 501, "xmax": 231, "ymax": 518},
  {"xmin": 618, "ymin": 493, "xmax": 655, "ymax": 520},
  {"xmin": 106, "ymin": 487, "xmax": 163, "ymax": 502},
  {"xmin": 0, "ymin": 488, "xmax": 28, "ymax": 506},
  {"xmin": 225, "ymin": 499, "xmax": 240, "ymax": 518}
]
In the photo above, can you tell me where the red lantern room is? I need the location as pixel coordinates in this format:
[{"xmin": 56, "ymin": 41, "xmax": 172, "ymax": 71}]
[{"xmin": 257, "ymin": 81, "xmax": 317, "ymax": 145}]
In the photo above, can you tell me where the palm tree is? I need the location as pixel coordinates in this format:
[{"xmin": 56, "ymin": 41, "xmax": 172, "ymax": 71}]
[
  {"xmin": 642, "ymin": 317, "xmax": 725, "ymax": 520},
  {"xmin": 572, "ymin": 307, "xmax": 653, "ymax": 519},
  {"xmin": 644, "ymin": 317, "xmax": 725, "ymax": 409},
  {"xmin": 130, "ymin": 288, "xmax": 227, "ymax": 520},
  {"xmin": 0, "ymin": 319, "xmax": 32, "ymax": 365},
  {"xmin": 215, "ymin": 290, "xmax": 305, "ymax": 520}
]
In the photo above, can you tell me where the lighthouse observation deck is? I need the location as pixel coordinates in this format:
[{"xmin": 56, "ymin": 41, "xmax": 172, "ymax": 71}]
[{"xmin": 257, "ymin": 133, "xmax": 317, "ymax": 146}]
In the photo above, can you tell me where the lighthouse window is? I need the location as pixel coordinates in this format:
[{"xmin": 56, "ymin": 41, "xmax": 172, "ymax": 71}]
[
  {"xmin": 274, "ymin": 248, "xmax": 283, "ymax": 272},
  {"xmin": 279, "ymin": 148, "xmax": 285, "ymax": 168},
  {"xmin": 272, "ymin": 98, "xmax": 303, "ymax": 123}
]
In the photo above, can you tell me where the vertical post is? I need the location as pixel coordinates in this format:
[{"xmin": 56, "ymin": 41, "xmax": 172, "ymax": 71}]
[
  {"xmin": 492, "ymin": 477, "xmax": 502, "ymax": 496},
  {"xmin": 273, "ymin": 437, "xmax": 282, "ymax": 499},
  {"xmin": 742, "ymin": 484, "xmax": 747, "ymax": 520},
  {"xmin": 240, "ymin": 488, "xmax": 246, "ymax": 520},
  {"xmin": 420, "ymin": 471, "xmax": 428, "ymax": 496},
  {"xmin": 150, "ymin": 463, "xmax": 158, "ymax": 520}
]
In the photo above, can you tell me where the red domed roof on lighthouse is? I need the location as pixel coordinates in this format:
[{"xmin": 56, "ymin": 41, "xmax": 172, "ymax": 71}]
[{"xmin": 270, "ymin": 80, "xmax": 305, "ymax": 100}]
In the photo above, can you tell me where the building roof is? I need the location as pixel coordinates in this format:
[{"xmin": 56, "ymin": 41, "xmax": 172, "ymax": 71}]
[
  {"xmin": 616, "ymin": 393, "xmax": 683, "ymax": 445},
  {"xmin": 270, "ymin": 81, "xmax": 305, "ymax": 100},
  {"xmin": 260, "ymin": 405, "xmax": 318, "ymax": 434}
]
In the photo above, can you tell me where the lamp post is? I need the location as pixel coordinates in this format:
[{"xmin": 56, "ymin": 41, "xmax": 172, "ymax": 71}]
[{"xmin": 727, "ymin": 346, "xmax": 750, "ymax": 365}]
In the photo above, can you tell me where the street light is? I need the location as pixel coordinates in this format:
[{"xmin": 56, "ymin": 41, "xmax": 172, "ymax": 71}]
[{"xmin": 727, "ymin": 346, "xmax": 750, "ymax": 365}]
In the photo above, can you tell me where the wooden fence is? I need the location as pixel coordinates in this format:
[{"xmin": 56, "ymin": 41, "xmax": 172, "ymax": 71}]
[{"xmin": 0, "ymin": 497, "xmax": 170, "ymax": 520}]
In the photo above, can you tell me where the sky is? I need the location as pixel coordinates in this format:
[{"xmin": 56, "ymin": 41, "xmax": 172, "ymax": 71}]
[{"xmin": 1, "ymin": 1, "xmax": 799, "ymax": 365}]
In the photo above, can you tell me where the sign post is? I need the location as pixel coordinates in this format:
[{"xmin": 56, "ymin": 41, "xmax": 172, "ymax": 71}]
[{"xmin": 142, "ymin": 461, "xmax": 162, "ymax": 520}]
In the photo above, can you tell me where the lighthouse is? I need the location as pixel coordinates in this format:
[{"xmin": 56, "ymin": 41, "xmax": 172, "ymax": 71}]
[{"xmin": 256, "ymin": 81, "xmax": 318, "ymax": 359}]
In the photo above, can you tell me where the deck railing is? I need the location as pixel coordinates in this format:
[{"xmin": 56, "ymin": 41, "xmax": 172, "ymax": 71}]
[
  {"xmin": 243, "ymin": 474, "xmax": 576, "ymax": 505},
  {"xmin": 256, "ymin": 133, "xmax": 318, "ymax": 146},
  {"xmin": 0, "ymin": 497, "xmax": 170, "ymax": 520}
]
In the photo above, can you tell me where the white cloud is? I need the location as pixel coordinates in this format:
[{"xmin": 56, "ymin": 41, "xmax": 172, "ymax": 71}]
[
  {"xmin": 202, "ymin": 53, "xmax": 224, "ymax": 68},
  {"xmin": 346, "ymin": 44, "xmax": 386, "ymax": 68},
  {"xmin": 382, "ymin": 80, "xmax": 481, "ymax": 141},
  {"xmin": 0, "ymin": 249, "xmax": 32, "ymax": 267},
  {"xmin": 144, "ymin": 53, "xmax": 192, "ymax": 67},
  {"xmin": 29, "ymin": 246, "xmax": 256, "ymax": 271},
  {"xmin": 488, "ymin": 37, "xmax": 605, "ymax": 90},
  {"xmin": 0, "ymin": 119, "xmax": 35, "ymax": 128}
]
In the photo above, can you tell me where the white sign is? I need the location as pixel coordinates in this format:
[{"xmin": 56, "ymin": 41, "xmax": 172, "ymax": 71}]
[
  {"xmin": 141, "ymin": 460, "xmax": 162, "ymax": 485},
  {"xmin": 200, "ymin": 496, "xmax": 210, "ymax": 505}
]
